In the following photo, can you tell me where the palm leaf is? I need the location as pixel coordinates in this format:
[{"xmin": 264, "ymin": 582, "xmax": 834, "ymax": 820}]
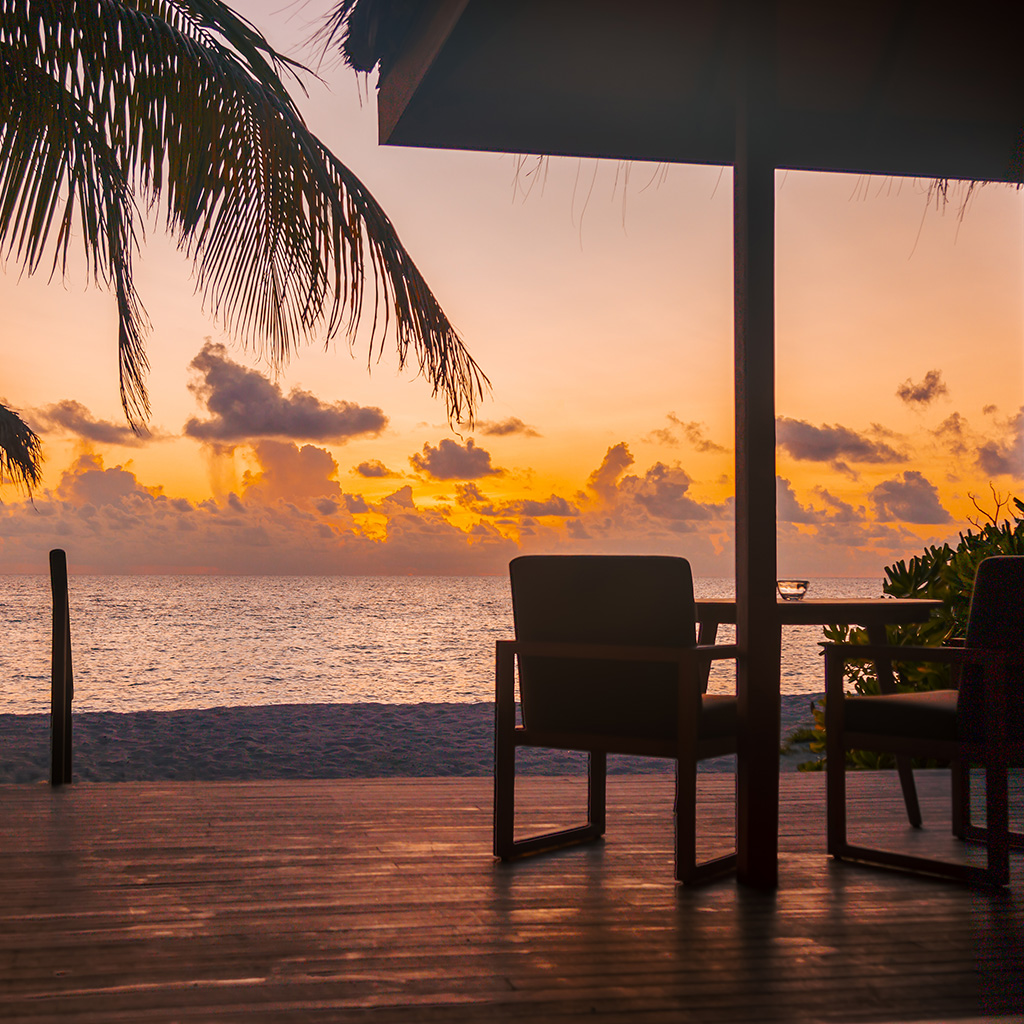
[
  {"xmin": 0, "ymin": 404, "xmax": 41, "ymax": 491},
  {"xmin": 0, "ymin": 0, "xmax": 486, "ymax": 427}
]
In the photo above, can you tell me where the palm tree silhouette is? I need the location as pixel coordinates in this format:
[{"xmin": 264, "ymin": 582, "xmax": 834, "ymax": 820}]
[{"xmin": 0, "ymin": 0, "xmax": 485, "ymax": 484}]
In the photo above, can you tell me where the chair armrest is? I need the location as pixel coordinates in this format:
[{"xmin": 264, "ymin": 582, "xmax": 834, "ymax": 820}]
[
  {"xmin": 494, "ymin": 639, "xmax": 738, "ymax": 711},
  {"xmin": 822, "ymin": 642, "xmax": 967, "ymax": 665},
  {"xmin": 693, "ymin": 644, "xmax": 739, "ymax": 662},
  {"xmin": 824, "ymin": 642, "xmax": 1023, "ymax": 668},
  {"xmin": 501, "ymin": 639, "xmax": 736, "ymax": 664}
]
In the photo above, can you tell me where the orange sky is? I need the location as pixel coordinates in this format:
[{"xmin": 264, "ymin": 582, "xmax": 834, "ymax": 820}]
[{"xmin": 0, "ymin": 1, "xmax": 1021, "ymax": 576}]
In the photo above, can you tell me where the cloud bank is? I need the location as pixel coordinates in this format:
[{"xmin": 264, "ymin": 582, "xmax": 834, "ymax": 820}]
[
  {"xmin": 184, "ymin": 342, "xmax": 387, "ymax": 444},
  {"xmin": 30, "ymin": 400, "xmax": 150, "ymax": 447},
  {"xmin": 776, "ymin": 417, "xmax": 905, "ymax": 475}
]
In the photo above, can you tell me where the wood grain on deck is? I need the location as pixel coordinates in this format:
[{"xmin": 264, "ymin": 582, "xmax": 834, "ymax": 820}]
[{"xmin": 1, "ymin": 773, "xmax": 1021, "ymax": 1023}]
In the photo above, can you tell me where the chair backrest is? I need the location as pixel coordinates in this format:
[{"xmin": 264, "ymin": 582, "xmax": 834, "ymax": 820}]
[
  {"xmin": 509, "ymin": 555, "xmax": 696, "ymax": 740},
  {"xmin": 958, "ymin": 555, "xmax": 1024, "ymax": 744}
]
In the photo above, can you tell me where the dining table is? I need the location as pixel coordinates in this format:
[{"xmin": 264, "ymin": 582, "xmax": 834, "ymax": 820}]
[
  {"xmin": 694, "ymin": 596, "xmax": 943, "ymax": 644},
  {"xmin": 692, "ymin": 595, "xmax": 944, "ymax": 885}
]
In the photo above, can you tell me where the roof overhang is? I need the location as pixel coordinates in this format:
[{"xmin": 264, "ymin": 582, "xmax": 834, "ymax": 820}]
[{"xmin": 376, "ymin": 0, "xmax": 1024, "ymax": 182}]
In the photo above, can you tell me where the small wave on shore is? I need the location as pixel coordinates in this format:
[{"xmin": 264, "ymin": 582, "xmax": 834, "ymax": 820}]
[{"xmin": 0, "ymin": 696, "xmax": 822, "ymax": 783}]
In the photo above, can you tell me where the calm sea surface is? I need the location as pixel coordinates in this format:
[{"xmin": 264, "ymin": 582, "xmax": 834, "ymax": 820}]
[{"xmin": 0, "ymin": 575, "xmax": 886, "ymax": 714}]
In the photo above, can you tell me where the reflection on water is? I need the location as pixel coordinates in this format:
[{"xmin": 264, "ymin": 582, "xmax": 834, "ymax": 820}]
[{"xmin": 0, "ymin": 574, "xmax": 884, "ymax": 714}]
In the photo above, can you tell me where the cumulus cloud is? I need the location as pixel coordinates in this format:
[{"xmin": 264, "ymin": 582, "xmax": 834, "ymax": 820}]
[
  {"xmin": 974, "ymin": 407, "xmax": 1024, "ymax": 478},
  {"xmin": 812, "ymin": 488, "xmax": 865, "ymax": 522},
  {"xmin": 381, "ymin": 485, "xmax": 416, "ymax": 509},
  {"xmin": 184, "ymin": 341, "xmax": 387, "ymax": 444},
  {"xmin": 580, "ymin": 446, "xmax": 733, "ymax": 542},
  {"xmin": 344, "ymin": 493, "xmax": 370, "ymax": 514},
  {"xmin": 241, "ymin": 440, "xmax": 342, "ymax": 505},
  {"xmin": 508, "ymin": 496, "xmax": 579, "ymax": 517},
  {"xmin": 934, "ymin": 412, "xmax": 969, "ymax": 456},
  {"xmin": 587, "ymin": 442, "xmax": 634, "ymax": 501},
  {"xmin": 628, "ymin": 463, "xmax": 715, "ymax": 522},
  {"xmin": 896, "ymin": 369, "xmax": 948, "ymax": 407},
  {"xmin": 55, "ymin": 453, "xmax": 158, "ymax": 506},
  {"xmin": 29, "ymin": 400, "xmax": 150, "ymax": 446},
  {"xmin": 871, "ymin": 471, "xmax": 951, "ymax": 524},
  {"xmin": 646, "ymin": 414, "xmax": 727, "ymax": 453},
  {"xmin": 776, "ymin": 478, "xmax": 868, "ymax": 525},
  {"xmin": 455, "ymin": 482, "xmax": 492, "ymax": 509},
  {"xmin": 776, "ymin": 477, "xmax": 817, "ymax": 524},
  {"xmin": 409, "ymin": 438, "xmax": 501, "ymax": 480},
  {"xmin": 455, "ymin": 482, "xmax": 578, "ymax": 518},
  {"xmin": 776, "ymin": 417, "xmax": 905, "ymax": 473},
  {"xmin": 353, "ymin": 460, "xmax": 398, "ymax": 478},
  {"xmin": 477, "ymin": 417, "xmax": 541, "ymax": 438}
]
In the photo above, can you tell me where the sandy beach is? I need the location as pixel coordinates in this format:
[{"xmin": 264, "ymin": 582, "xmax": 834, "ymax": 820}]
[{"xmin": 0, "ymin": 695, "xmax": 822, "ymax": 783}]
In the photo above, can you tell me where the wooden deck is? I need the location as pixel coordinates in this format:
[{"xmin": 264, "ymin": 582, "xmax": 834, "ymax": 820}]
[{"xmin": 1, "ymin": 772, "xmax": 1021, "ymax": 1023}]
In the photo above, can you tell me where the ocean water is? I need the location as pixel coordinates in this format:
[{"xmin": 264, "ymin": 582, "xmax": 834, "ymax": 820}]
[{"xmin": 0, "ymin": 575, "xmax": 886, "ymax": 715}]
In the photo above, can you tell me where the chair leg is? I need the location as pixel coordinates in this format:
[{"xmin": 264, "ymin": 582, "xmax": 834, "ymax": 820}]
[
  {"xmin": 674, "ymin": 756, "xmax": 697, "ymax": 882},
  {"xmin": 826, "ymin": 739, "xmax": 848, "ymax": 858},
  {"xmin": 673, "ymin": 757, "xmax": 736, "ymax": 886},
  {"xmin": 493, "ymin": 709, "xmax": 518, "ymax": 860},
  {"xmin": 951, "ymin": 759, "xmax": 968, "ymax": 839},
  {"xmin": 895, "ymin": 756, "xmax": 922, "ymax": 828},
  {"xmin": 824, "ymin": 660, "xmax": 848, "ymax": 859},
  {"xmin": 983, "ymin": 759, "xmax": 1010, "ymax": 886},
  {"xmin": 495, "ymin": 743, "xmax": 607, "ymax": 862},
  {"xmin": 957, "ymin": 766, "xmax": 1024, "ymax": 851},
  {"xmin": 588, "ymin": 751, "xmax": 607, "ymax": 837}
]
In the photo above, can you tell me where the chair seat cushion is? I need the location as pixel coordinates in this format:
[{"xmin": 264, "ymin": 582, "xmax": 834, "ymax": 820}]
[
  {"xmin": 700, "ymin": 694, "xmax": 738, "ymax": 740},
  {"xmin": 843, "ymin": 689, "xmax": 959, "ymax": 741},
  {"xmin": 523, "ymin": 686, "xmax": 736, "ymax": 742}
]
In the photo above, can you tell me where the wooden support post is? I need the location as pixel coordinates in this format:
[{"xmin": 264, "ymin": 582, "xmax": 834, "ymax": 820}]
[
  {"xmin": 49, "ymin": 548, "xmax": 73, "ymax": 787},
  {"xmin": 733, "ymin": 2, "xmax": 780, "ymax": 889}
]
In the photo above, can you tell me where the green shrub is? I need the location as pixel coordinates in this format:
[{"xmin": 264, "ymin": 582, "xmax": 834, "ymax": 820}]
[{"xmin": 797, "ymin": 494, "xmax": 1024, "ymax": 771}]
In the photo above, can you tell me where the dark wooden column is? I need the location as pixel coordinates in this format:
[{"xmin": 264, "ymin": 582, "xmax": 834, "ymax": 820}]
[{"xmin": 733, "ymin": 3, "xmax": 780, "ymax": 889}]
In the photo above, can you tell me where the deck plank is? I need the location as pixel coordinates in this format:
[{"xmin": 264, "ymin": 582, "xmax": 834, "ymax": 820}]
[{"xmin": 0, "ymin": 772, "xmax": 1021, "ymax": 1023}]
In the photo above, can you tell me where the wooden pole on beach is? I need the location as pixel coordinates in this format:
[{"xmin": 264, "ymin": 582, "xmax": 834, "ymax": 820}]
[{"xmin": 49, "ymin": 548, "xmax": 73, "ymax": 787}]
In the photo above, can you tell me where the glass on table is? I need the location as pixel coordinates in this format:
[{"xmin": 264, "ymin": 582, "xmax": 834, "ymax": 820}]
[{"xmin": 776, "ymin": 579, "xmax": 809, "ymax": 601}]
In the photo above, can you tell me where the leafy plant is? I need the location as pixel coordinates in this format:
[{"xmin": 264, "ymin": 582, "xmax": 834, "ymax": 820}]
[{"xmin": 797, "ymin": 494, "xmax": 1024, "ymax": 770}]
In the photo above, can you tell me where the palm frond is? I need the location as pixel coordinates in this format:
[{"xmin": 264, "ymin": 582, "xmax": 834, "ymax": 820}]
[
  {"xmin": 0, "ymin": 404, "xmax": 42, "ymax": 491},
  {"xmin": 0, "ymin": 0, "xmax": 486, "ymax": 426},
  {"xmin": 315, "ymin": 0, "xmax": 420, "ymax": 76}
]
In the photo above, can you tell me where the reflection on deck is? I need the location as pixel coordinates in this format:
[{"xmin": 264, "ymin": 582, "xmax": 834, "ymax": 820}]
[{"xmin": 1, "ymin": 772, "xmax": 1021, "ymax": 1022}]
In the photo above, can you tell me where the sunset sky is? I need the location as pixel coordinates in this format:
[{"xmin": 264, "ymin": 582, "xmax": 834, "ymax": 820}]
[{"xmin": 1, "ymin": 1, "xmax": 1022, "ymax": 576}]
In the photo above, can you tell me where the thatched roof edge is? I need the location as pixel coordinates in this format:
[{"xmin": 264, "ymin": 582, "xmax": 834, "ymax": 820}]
[{"xmin": 326, "ymin": 0, "xmax": 418, "ymax": 77}]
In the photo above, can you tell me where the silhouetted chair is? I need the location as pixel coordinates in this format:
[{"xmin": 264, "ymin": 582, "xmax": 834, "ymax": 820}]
[
  {"xmin": 493, "ymin": 555, "xmax": 738, "ymax": 884},
  {"xmin": 825, "ymin": 555, "xmax": 1024, "ymax": 885}
]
